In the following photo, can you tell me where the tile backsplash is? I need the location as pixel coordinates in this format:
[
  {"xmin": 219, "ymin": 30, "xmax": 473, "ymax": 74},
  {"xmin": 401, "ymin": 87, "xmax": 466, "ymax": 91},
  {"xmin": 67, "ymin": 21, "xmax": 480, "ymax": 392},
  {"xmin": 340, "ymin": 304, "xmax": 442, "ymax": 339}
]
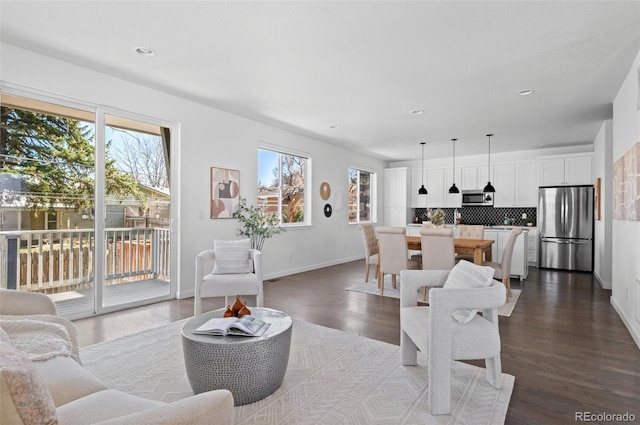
[{"xmin": 414, "ymin": 207, "xmax": 537, "ymax": 226}]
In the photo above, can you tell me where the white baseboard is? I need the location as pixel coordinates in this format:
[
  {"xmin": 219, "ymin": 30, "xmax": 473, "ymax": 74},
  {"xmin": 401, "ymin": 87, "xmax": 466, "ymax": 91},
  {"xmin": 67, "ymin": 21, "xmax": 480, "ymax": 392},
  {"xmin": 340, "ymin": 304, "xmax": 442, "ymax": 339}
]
[
  {"xmin": 610, "ymin": 296, "xmax": 640, "ymax": 350},
  {"xmin": 262, "ymin": 255, "xmax": 362, "ymax": 281},
  {"xmin": 175, "ymin": 256, "xmax": 364, "ymax": 300},
  {"xmin": 594, "ymin": 271, "xmax": 612, "ymax": 289}
]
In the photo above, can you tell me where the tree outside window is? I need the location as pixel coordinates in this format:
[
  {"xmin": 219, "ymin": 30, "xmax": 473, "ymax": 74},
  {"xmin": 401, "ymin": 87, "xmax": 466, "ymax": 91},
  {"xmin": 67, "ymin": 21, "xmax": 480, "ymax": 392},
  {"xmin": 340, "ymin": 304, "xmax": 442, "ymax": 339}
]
[
  {"xmin": 258, "ymin": 148, "xmax": 307, "ymax": 225},
  {"xmin": 349, "ymin": 168, "xmax": 374, "ymax": 223}
]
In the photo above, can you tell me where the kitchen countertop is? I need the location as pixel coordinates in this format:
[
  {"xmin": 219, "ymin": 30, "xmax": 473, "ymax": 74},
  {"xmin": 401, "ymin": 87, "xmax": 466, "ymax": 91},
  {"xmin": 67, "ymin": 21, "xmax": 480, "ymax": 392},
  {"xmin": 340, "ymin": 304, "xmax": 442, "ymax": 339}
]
[{"xmin": 407, "ymin": 223, "xmax": 534, "ymax": 231}]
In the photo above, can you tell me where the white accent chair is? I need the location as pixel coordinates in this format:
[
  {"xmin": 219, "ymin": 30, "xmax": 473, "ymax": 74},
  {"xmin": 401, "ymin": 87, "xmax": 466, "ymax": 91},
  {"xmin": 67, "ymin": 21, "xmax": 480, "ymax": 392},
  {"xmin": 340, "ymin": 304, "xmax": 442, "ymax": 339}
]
[
  {"xmin": 376, "ymin": 226, "xmax": 419, "ymax": 295},
  {"xmin": 358, "ymin": 224, "xmax": 379, "ymax": 283},
  {"xmin": 194, "ymin": 240, "xmax": 263, "ymax": 316},
  {"xmin": 418, "ymin": 227, "xmax": 455, "ymax": 301},
  {"xmin": 482, "ymin": 227, "xmax": 522, "ymax": 300},
  {"xmin": 399, "ymin": 266, "xmax": 505, "ymax": 415}
]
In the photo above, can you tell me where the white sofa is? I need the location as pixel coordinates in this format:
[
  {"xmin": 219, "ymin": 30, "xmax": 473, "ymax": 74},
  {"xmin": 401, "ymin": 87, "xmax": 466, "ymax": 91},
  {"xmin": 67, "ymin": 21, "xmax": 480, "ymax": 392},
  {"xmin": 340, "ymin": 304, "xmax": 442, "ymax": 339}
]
[{"xmin": 0, "ymin": 289, "xmax": 234, "ymax": 425}]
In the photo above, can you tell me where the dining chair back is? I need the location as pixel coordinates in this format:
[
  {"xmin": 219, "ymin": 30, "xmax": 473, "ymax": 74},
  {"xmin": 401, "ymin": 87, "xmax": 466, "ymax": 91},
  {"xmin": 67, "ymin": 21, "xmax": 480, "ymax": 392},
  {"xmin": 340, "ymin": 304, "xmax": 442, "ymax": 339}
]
[
  {"xmin": 358, "ymin": 224, "xmax": 379, "ymax": 283},
  {"xmin": 482, "ymin": 227, "xmax": 522, "ymax": 300},
  {"xmin": 456, "ymin": 225, "xmax": 485, "ymax": 262},
  {"xmin": 375, "ymin": 226, "xmax": 419, "ymax": 295},
  {"xmin": 456, "ymin": 225, "xmax": 484, "ymax": 239},
  {"xmin": 418, "ymin": 227, "xmax": 455, "ymax": 301}
]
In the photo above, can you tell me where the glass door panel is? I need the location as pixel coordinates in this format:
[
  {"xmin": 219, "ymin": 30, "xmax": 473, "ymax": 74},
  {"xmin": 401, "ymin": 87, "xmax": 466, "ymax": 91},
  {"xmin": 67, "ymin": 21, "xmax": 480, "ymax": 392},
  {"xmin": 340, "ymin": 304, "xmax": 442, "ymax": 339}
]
[
  {"xmin": 0, "ymin": 94, "xmax": 97, "ymax": 318},
  {"xmin": 101, "ymin": 114, "xmax": 171, "ymax": 309}
]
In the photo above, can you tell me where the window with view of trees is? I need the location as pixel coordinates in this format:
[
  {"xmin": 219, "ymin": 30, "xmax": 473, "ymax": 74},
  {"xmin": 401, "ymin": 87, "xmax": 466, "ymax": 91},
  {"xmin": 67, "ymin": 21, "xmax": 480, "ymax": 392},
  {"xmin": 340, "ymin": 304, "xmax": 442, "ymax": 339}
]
[
  {"xmin": 258, "ymin": 147, "xmax": 308, "ymax": 225},
  {"xmin": 349, "ymin": 168, "xmax": 375, "ymax": 223}
]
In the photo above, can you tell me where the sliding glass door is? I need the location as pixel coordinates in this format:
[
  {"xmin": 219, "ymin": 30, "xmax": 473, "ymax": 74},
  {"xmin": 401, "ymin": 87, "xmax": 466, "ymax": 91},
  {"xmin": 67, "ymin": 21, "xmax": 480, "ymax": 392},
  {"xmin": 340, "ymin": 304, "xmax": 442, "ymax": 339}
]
[{"xmin": 0, "ymin": 92, "xmax": 175, "ymax": 318}]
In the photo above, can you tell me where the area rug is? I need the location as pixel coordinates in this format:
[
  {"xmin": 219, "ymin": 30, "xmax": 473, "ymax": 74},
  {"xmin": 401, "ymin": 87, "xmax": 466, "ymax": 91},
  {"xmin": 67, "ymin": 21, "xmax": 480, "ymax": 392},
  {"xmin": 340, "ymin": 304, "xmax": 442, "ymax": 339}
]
[
  {"xmin": 80, "ymin": 318, "xmax": 514, "ymax": 425},
  {"xmin": 346, "ymin": 279, "xmax": 521, "ymax": 317}
]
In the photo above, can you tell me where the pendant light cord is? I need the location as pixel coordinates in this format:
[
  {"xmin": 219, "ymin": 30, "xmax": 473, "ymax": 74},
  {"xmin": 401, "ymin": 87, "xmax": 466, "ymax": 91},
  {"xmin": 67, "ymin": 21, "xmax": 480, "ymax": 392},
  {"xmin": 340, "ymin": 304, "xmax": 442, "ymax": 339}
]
[
  {"xmin": 487, "ymin": 134, "xmax": 491, "ymax": 172},
  {"xmin": 421, "ymin": 142, "xmax": 425, "ymax": 185}
]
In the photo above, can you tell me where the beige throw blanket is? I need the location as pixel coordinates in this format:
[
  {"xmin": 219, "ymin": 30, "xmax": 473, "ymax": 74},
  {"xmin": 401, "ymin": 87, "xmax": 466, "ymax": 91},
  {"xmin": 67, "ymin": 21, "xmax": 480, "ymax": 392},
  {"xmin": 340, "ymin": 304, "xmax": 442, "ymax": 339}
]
[{"xmin": 0, "ymin": 314, "xmax": 80, "ymax": 363}]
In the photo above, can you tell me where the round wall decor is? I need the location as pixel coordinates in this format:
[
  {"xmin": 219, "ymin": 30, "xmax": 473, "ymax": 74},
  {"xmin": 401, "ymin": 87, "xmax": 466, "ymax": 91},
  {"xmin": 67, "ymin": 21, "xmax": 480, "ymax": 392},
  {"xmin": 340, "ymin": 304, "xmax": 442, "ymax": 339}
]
[
  {"xmin": 320, "ymin": 182, "xmax": 331, "ymax": 200},
  {"xmin": 323, "ymin": 204, "xmax": 333, "ymax": 217}
]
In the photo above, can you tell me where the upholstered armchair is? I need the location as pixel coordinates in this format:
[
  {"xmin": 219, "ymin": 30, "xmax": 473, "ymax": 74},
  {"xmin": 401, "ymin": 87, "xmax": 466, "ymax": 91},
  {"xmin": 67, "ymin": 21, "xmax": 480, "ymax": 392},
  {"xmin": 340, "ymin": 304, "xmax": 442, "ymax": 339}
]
[
  {"xmin": 194, "ymin": 239, "xmax": 263, "ymax": 316},
  {"xmin": 399, "ymin": 262, "xmax": 505, "ymax": 415}
]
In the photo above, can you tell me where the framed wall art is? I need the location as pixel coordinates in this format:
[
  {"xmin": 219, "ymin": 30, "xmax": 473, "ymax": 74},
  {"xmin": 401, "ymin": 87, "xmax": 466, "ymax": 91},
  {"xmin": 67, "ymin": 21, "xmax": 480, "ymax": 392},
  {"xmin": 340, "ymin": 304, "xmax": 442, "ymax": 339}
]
[{"xmin": 210, "ymin": 167, "xmax": 240, "ymax": 218}]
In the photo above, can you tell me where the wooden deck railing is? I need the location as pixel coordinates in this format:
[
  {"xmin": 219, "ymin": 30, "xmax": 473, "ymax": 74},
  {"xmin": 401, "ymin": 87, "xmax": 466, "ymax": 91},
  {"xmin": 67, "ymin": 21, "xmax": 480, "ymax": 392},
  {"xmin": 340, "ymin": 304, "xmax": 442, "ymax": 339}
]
[{"xmin": 0, "ymin": 228, "xmax": 170, "ymax": 292}]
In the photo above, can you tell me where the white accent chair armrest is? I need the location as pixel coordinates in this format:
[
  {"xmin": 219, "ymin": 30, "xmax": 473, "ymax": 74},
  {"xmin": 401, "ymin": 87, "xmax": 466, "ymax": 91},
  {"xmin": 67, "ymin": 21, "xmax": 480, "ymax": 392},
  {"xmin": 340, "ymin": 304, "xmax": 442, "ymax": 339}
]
[
  {"xmin": 93, "ymin": 389, "xmax": 235, "ymax": 425},
  {"xmin": 0, "ymin": 289, "xmax": 57, "ymax": 315}
]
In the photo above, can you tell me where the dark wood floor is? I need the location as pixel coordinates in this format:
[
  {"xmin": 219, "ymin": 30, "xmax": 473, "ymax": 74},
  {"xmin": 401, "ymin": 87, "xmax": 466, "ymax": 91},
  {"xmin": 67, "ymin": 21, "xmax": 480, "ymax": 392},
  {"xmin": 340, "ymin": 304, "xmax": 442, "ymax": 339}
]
[{"xmin": 73, "ymin": 260, "xmax": 640, "ymax": 425}]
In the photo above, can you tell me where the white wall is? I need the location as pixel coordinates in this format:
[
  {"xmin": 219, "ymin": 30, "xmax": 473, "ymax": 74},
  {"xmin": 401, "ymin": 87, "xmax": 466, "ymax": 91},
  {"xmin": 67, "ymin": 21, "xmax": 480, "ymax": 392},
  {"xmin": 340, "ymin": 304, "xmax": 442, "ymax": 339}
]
[
  {"xmin": 593, "ymin": 120, "xmax": 613, "ymax": 289},
  {"xmin": 611, "ymin": 48, "xmax": 640, "ymax": 349},
  {"xmin": 0, "ymin": 43, "xmax": 387, "ymax": 298}
]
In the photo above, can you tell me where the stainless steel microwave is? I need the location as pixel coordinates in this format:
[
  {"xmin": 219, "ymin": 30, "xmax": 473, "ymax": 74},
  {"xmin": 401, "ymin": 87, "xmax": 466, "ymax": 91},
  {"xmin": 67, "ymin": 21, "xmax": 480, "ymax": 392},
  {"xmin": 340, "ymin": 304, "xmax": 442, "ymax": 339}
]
[{"xmin": 461, "ymin": 190, "xmax": 494, "ymax": 207}]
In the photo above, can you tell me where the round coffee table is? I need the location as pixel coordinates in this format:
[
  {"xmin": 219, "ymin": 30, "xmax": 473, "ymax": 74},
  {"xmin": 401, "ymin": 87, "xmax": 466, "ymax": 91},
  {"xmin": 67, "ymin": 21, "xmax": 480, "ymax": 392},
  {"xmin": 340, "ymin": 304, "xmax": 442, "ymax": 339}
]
[{"xmin": 181, "ymin": 307, "xmax": 292, "ymax": 406}]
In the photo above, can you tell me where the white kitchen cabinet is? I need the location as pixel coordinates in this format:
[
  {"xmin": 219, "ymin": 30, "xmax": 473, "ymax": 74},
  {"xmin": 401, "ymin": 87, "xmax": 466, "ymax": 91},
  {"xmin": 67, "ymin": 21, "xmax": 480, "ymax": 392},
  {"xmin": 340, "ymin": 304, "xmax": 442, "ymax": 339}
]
[
  {"xmin": 444, "ymin": 168, "xmax": 462, "ymax": 207},
  {"xmin": 483, "ymin": 229, "xmax": 528, "ymax": 280},
  {"xmin": 537, "ymin": 153, "xmax": 593, "ymax": 186},
  {"xmin": 427, "ymin": 168, "xmax": 446, "ymax": 208},
  {"xmin": 461, "ymin": 165, "xmax": 490, "ymax": 191},
  {"xmin": 410, "ymin": 168, "xmax": 428, "ymax": 208},
  {"xmin": 384, "ymin": 167, "xmax": 411, "ymax": 226},
  {"xmin": 526, "ymin": 227, "xmax": 538, "ymax": 265},
  {"xmin": 423, "ymin": 167, "xmax": 462, "ymax": 208},
  {"xmin": 492, "ymin": 161, "xmax": 536, "ymax": 207}
]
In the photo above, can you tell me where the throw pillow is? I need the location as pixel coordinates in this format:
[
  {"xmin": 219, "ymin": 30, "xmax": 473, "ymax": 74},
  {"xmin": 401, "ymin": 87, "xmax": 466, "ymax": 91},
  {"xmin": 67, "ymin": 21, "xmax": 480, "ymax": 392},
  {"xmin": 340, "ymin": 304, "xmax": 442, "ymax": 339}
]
[
  {"xmin": 443, "ymin": 260, "xmax": 496, "ymax": 324},
  {"xmin": 0, "ymin": 342, "xmax": 58, "ymax": 425},
  {"xmin": 213, "ymin": 239, "xmax": 251, "ymax": 275}
]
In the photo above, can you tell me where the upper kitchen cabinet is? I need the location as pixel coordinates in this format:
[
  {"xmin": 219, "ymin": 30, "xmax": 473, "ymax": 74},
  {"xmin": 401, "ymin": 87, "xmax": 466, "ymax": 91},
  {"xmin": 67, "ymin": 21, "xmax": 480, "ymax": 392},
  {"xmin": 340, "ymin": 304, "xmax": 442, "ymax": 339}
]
[
  {"xmin": 493, "ymin": 161, "xmax": 537, "ymax": 207},
  {"xmin": 444, "ymin": 167, "xmax": 462, "ymax": 208},
  {"xmin": 426, "ymin": 168, "xmax": 446, "ymax": 207},
  {"xmin": 384, "ymin": 167, "xmax": 411, "ymax": 226},
  {"xmin": 537, "ymin": 153, "xmax": 593, "ymax": 186},
  {"xmin": 461, "ymin": 165, "xmax": 489, "ymax": 191},
  {"xmin": 410, "ymin": 168, "xmax": 428, "ymax": 208}
]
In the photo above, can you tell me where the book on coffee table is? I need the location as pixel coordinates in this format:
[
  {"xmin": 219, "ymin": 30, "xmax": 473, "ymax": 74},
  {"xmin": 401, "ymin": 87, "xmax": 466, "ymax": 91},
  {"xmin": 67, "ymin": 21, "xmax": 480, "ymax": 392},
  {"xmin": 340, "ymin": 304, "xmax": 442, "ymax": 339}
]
[{"xmin": 193, "ymin": 315, "xmax": 270, "ymax": 337}]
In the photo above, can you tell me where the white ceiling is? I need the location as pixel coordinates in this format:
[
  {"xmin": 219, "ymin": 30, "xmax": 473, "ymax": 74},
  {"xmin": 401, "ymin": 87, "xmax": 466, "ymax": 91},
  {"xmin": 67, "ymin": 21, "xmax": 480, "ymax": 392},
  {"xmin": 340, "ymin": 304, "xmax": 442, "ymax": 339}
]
[{"xmin": 1, "ymin": 1, "xmax": 639, "ymax": 161}]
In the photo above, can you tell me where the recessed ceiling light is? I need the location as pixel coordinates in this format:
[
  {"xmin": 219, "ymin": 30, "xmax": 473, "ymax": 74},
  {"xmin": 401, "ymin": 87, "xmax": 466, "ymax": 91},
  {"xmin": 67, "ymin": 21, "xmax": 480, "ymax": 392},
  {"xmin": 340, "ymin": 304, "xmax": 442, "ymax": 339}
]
[
  {"xmin": 411, "ymin": 110, "xmax": 424, "ymax": 115},
  {"xmin": 135, "ymin": 47, "xmax": 156, "ymax": 57},
  {"xmin": 517, "ymin": 89, "xmax": 534, "ymax": 96},
  {"xmin": 329, "ymin": 125, "xmax": 339, "ymax": 129}
]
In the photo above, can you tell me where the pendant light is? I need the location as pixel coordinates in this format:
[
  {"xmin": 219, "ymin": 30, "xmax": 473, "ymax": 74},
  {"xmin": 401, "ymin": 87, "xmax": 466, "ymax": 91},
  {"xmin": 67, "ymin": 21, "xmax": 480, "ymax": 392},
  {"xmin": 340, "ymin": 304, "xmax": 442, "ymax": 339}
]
[
  {"xmin": 483, "ymin": 133, "xmax": 496, "ymax": 193},
  {"xmin": 418, "ymin": 142, "xmax": 428, "ymax": 195},
  {"xmin": 448, "ymin": 138, "xmax": 459, "ymax": 194}
]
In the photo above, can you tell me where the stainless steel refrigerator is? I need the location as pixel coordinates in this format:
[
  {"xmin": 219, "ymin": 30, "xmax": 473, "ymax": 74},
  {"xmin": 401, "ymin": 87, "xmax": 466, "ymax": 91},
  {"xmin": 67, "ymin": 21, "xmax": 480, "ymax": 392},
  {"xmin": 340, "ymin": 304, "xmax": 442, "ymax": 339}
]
[{"xmin": 538, "ymin": 186, "xmax": 594, "ymax": 272}]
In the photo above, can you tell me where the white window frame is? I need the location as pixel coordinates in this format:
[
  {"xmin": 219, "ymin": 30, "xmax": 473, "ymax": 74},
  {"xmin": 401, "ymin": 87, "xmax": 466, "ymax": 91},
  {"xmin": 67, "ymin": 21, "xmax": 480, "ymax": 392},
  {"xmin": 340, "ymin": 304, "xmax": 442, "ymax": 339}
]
[
  {"xmin": 348, "ymin": 167, "xmax": 376, "ymax": 224},
  {"xmin": 257, "ymin": 145, "xmax": 311, "ymax": 227}
]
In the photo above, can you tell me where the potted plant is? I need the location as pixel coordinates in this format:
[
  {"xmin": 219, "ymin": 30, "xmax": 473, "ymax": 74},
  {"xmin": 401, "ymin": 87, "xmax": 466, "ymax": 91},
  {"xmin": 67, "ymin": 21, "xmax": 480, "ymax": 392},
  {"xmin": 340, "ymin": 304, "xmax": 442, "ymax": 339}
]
[
  {"xmin": 427, "ymin": 208, "xmax": 446, "ymax": 227},
  {"xmin": 234, "ymin": 197, "xmax": 285, "ymax": 251},
  {"xmin": 525, "ymin": 217, "xmax": 534, "ymax": 227}
]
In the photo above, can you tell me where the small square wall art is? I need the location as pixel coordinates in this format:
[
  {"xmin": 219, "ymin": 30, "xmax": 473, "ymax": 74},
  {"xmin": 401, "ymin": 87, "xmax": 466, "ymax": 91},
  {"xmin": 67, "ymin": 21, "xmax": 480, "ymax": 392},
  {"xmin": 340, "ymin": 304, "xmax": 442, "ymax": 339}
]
[{"xmin": 210, "ymin": 167, "xmax": 240, "ymax": 218}]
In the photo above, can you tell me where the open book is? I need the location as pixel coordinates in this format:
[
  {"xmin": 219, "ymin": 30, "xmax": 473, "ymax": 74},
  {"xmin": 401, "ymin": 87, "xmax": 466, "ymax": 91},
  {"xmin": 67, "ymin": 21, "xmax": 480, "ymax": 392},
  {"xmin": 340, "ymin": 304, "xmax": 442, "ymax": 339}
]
[{"xmin": 193, "ymin": 315, "xmax": 270, "ymax": 337}]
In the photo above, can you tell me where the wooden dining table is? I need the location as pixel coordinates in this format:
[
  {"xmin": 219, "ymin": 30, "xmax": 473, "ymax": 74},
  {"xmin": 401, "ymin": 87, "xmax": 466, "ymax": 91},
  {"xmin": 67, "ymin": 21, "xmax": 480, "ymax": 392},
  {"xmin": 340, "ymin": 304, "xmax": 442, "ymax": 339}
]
[{"xmin": 406, "ymin": 236, "xmax": 494, "ymax": 265}]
